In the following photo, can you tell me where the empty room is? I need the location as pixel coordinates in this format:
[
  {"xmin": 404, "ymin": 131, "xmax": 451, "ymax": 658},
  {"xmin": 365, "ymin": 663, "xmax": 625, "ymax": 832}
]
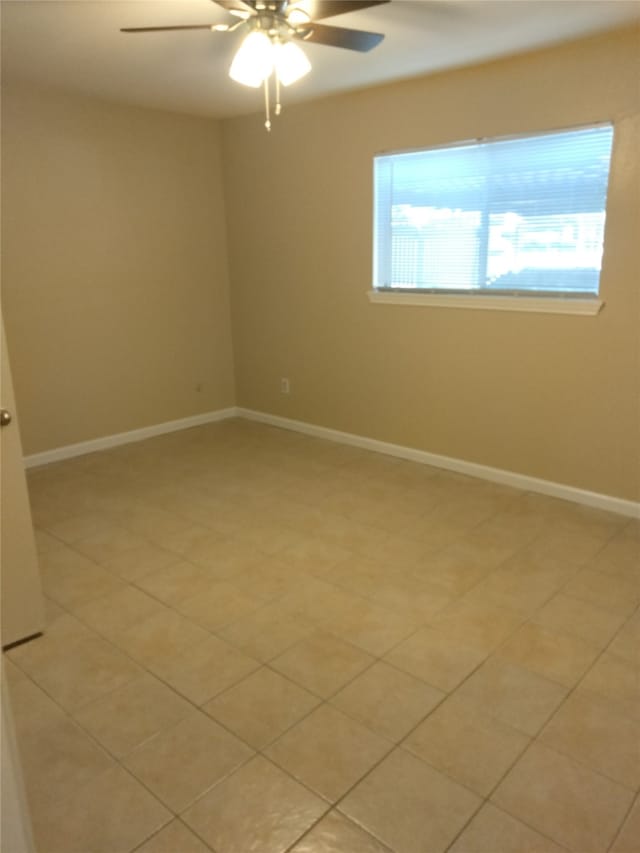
[{"xmin": 1, "ymin": 1, "xmax": 639, "ymax": 852}]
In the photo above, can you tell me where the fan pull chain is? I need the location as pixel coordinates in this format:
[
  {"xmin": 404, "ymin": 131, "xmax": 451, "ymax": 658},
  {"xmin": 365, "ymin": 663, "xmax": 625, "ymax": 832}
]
[
  {"xmin": 275, "ymin": 74, "xmax": 282, "ymax": 117},
  {"xmin": 264, "ymin": 78, "xmax": 271, "ymax": 131}
]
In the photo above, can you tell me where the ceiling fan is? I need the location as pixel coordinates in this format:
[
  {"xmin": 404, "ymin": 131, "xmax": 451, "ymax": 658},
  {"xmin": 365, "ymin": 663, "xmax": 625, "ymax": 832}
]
[{"xmin": 122, "ymin": 0, "xmax": 390, "ymax": 129}]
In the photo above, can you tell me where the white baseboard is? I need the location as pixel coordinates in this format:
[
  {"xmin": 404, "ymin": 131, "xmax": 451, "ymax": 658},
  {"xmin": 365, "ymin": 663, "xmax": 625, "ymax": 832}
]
[
  {"xmin": 24, "ymin": 403, "xmax": 639, "ymax": 519},
  {"xmin": 238, "ymin": 408, "xmax": 640, "ymax": 519},
  {"xmin": 24, "ymin": 407, "xmax": 239, "ymax": 468}
]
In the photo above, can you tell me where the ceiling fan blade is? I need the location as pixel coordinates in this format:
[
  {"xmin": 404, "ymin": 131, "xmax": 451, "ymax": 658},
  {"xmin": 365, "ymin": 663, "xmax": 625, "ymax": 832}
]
[
  {"xmin": 297, "ymin": 1, "xmax": 389, "ymax": 21},
  {"xmin": 211, "ymin": 0, "xmax": 256, "ymax": 12},
  {"xmin": 121, "ymin": 25, "xmax": 216, "ymax": 33},
  {"xmin": 296, "ymin": 22, "xmax": 384, "ymax": 52}
]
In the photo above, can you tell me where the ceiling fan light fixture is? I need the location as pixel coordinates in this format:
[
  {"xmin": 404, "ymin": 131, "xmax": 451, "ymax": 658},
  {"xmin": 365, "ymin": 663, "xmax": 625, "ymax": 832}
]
[
  {"xmin": 229, "ymin": 29, "xmax": 273, "ymax": 87},
  {"xmin": 286, "ymin": 6, "xmax": 311, "ymax": 26},
  {"xmin": 121, "ymin": 0, "xmax": 389, "ymax": 130},
  {"xmin": 273, "ymin": 40, "xmax": 311, "ymax": 86}
]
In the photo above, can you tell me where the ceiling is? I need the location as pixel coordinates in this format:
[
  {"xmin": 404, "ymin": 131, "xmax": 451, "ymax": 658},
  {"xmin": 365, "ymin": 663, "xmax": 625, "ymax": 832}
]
[{"xmin": 2, "ymin": 0, "xmax": 638, "ymax": 119}]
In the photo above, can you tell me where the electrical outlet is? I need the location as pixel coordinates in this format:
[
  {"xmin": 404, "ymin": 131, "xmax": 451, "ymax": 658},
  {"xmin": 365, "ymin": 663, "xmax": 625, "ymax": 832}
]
[{"xmin": 280, "ymin": 377, "xmax": 290, "ymax": 395}]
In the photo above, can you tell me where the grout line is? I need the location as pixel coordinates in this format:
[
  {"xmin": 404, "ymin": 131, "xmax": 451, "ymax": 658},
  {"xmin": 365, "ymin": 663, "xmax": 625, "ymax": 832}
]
[
  {"xmin": 607, "ymin": 789, "xmax": 639, "ymax": 853},
  {"xmin": 443, "ymin": 801, "xmax": 574, "ymax": 853}
]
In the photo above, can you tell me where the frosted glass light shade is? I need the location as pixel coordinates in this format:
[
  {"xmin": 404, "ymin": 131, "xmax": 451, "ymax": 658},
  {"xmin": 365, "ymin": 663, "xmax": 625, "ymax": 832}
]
[
  {"xmin": 287, "ymin": 7, "xmax": 311, "ymax": 26},
  {"xmin": 229, "ymin": 30, "xmax": 273, "ymax": 88},
  {"xmin": 274, "ymin": 41, "xmax": 311, "ymax": 86}
]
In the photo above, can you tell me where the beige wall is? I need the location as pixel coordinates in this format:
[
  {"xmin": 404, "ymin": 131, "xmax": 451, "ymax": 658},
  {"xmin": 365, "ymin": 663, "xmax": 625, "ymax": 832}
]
[
  {"xmin": 1, "ymin": 83, "xmax": 235, "ymax": 455},
  {"xmin": 2, "ymin": 28, "xmax": 638, "ymax": 501},
  {"xmin": 223, "ymin": 26, "xmax": 640, "ymax": 502}
]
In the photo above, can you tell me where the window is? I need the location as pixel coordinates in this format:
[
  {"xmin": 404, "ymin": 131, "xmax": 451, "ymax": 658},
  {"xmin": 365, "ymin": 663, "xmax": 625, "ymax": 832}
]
[{"xmin": 372, "ymin": 124, "xmax": 614, "ymax": 308}]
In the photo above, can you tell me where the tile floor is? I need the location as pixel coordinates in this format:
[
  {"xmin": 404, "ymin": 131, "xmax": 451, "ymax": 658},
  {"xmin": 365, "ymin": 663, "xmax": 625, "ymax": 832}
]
[{"xmin": 4, "ymin": 418, "xmax": 639, "ymax": 853}]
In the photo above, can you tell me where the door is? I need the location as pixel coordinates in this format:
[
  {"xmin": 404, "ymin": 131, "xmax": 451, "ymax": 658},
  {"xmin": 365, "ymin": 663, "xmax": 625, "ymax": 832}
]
[
  {"xmin": 1, "ymin": 663, "xmax": 36, "ymax": 853},
  {"xmin": 1, "ymin": 316, "xmax": 44, "ymax": 647}
]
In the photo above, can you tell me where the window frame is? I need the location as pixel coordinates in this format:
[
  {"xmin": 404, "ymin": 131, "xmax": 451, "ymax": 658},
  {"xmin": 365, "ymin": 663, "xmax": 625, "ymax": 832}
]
[{"xmin": 370, "ymin": 123, "xmax": 613, "ymax": 315}]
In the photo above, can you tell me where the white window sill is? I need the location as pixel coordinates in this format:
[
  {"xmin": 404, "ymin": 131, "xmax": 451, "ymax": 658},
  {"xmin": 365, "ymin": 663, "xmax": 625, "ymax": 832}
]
[{"xmin": 368, "ymin": 290, "xmax": 604, "ymax": 316}]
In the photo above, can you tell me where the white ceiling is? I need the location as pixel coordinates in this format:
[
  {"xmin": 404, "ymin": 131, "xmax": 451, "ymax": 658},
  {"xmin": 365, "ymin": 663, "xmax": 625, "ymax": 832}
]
[{"xmin": 2, "ymin": 0, "xmax": 638, "ymax": 119}]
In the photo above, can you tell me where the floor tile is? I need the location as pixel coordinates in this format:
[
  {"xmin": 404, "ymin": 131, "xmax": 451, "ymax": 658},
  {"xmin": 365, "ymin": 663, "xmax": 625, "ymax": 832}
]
[
  {"xmin": 73, "ymin": 672, "xmax": 193, "ymax": 758},
  {"xmin": 176, "ymin": 582, "xmax": 263, "ymax": 632},
  {"xmin": 3, "ymin": 657, "xmax": 27, "ymax": 686},
  {"xmin": 279, "ymin": 536, "xmax": 350, "ymax": 574},
  {"xmin": 591, "ymin": 532, "xmax": 640, "ymax": 583},
  {"xmin": 547, "ymin": 503, "xmax": 626, "ymax": 541},
  {"xmin": 366, "ymin": 578, "xmax": 452, "ymax": 624},
  {"xmin": 534, "ymin": 593, "xmax": 627, "ymax": 648},
  {"xmin": 430, "ymin": 598, "xmax": 524, "ymax": 653},
  {"xmin": 314, "ymin": 515, "xmax": 390, "ymax": 556},
  {"xmin": 18, "ymin": 717, "xmax": 115, "ymax": 811},
  {"xmin": 538, "ymin": 689, "xmax": 640, "ymax": 789},
  {"xmin": 135, "ymin": 819, "xmax": 213, "ymax": 853},
  {"xmin": 610, "ymin": 797, "xmax": 640, "ymax": 853},
  {"xmin": 322, "ymin": 599, "xmax": 420, "ymax": 656},
  {"xmin": 6, "ymin": 676, "xmax": 67, "ymax": 738},
  {"xmin": 147, "ymin": 634, "xmax": 259, "ymax": 705},
  {"xmin": 278, "ymin": 579, "xmax": 358, "ymax": 624},
  {"xmin": 562, "ymin": 569, "xmax": 640, "ymax": 617},
  {"xmin": 457, "ymin": 512, "xmax": 540, "ymax": 553},
  {"xmin": 319, "ymin": 553, "xmax": 389, "ymax": 593},
  {"xmin": 358, "ymin": 531, "xmax": 433, "ymax": 566},
  {"xmin": 492, "ymin": 743, "xmax": 634, "ymax": 852},
  {"xmin": 40, "ymin": 547, "xmax": 127, "ymax": 610},
  {"xmin": 136, "ymin": 560, "xmax": 217, "ymax": 606},
  {"xmin": 115, "ymin": 608, "xmax": 210, "ymax": 667},
  {"xmin": 34, "ymin": 527, "xmax": 65, "ymax": 554},
  {"xmin": 403, "ymin": 692, "xmax": 530, "ymax": 795},
  {"xmin": 219, "ymin": 601, "xmax": 315, "ymax": 662},
  {"xmin": 340, "ymin": 748, "xmax": 481, "ymax": 853},
  {"xmin": 291, "ymin": 810, "xmax": 392, "ymax": 852},
  {"xmin": 446, "ymin": 527, "xmax": 519, "ymax": 566},
  {"xmin": 185, "ymin": 536, "xmax": 263, "ymax": 578},
  {"xmin": 31, "ymin": 765, "xmax": 170, "ymax": 853},
  {"xmin": 492, "ymin": 548, "xmax": 581, "ymax": 591},
  {"xmin": 204, "ymin": 666, "xmax": 320, "ymax": 748},
  {"xmin": 24, "ymin": 635, "xmax": 142, "ymax": 711},
  {"xmin": 238, "ymin": 522, "xmax": 305, "ymax": 556},
  {"xmin": 124, "ymin": 711, "xmax": 254, "ymax": 812},
  {"xmin": 72, "ymin": 524, "xmax": 150, "ymax": 564},
  {"xmin": 469, "ymin": 564, "xmax": 571, "ymax": 615},
  {"xmin": 101, "ymin": 543, "xmax": 181, "ymax": 582},
  {"xmin": 182, "ymin": 755, "xmax": 327, "ymax": 853},
  {"xmin": 580, "ymin": 652, "xmax": 639, "ymax": 719},
  {"xmin": 330, "ymin": 661, "xmax": 444, "ymax": 742},
  {"xmin": 43, "ymin": 596, "xmax": 67, "ymax": 626},
  {"xmin": 121, "ymin": 506, "xmax": 195, "ymax": 543},
  {"xmin": 230, "ymin": 557, "xmax": 300, "ymax": 602},
  {"xmin": 73, "ymin": 585, "xmax": 165, "ymax": 641},
  {"xmin": 271, "ymin": 631, "xmax": 374, "ymax": 698},
  {"xmin": 448, "ymin": 803, "xmax": 567, "ymax": 853},
  {"xmin": 495, "ymin": 621, "xmax": 601, "ymax": 687},
  {"xmin": 454, "ymin": 657, "xmax": 568, "ymax": 736},
  {"xmin": 45, "ymin": 512, "xmax": 119, "ymax": 543},
  {"xmin": 20, "ymin": 421, "xmax": 639, "ymax": 853},
  {"xmin": 384, "ymin": 626, "xmax": 487, "ymax": 692},
  {"xmin": 526, "ymin": 526, "xmax": 607, "ymax": 566},
  {"xmin": 7, "ymin": 613, "xmax": 94, "ymax": 678},
  {"xmin": 411, "ymin": 515, "xmax": 473, "ymax": 553},
  {"xmin": 608, "ymin": 612, "xmax": 640, "ymax": 665},
  {"xmin": 153, "ymin": 524, "xmax": 220, "ymax": 557},
  {"xmin": 265, "ymin": 704, "xmax": 392, "ymax": 802},
  {"xmin": 418, "ymin": 546, "xmax": 492, "ymax": 595}
]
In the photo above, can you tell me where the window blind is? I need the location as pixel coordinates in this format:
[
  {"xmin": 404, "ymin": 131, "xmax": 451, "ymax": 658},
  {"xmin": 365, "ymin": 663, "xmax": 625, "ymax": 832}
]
[{"xmin": 373, "ymin": 124, "xmax": 614, "ymax": 295}]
